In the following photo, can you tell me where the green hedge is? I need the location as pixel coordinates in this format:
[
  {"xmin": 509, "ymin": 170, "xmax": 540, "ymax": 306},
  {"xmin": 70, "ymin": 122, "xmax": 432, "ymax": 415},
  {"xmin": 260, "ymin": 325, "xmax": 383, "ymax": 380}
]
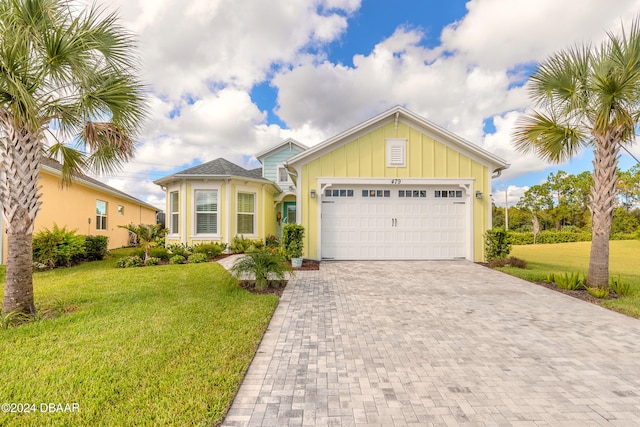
[{"xmin": 509, "ymin": 230, "xmax": 638, "ymax": 245}]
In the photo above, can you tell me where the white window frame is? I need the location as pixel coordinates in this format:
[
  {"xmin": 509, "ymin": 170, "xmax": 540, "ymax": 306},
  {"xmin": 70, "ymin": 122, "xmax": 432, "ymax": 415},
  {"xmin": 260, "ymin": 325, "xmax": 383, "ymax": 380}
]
[
  {"xmin": 236, "ymin": 190, "xmax": 257, "ymax": 237},
  {"xmin": 386, "ymin": 138, "xmax": 407, "ymax": 168},
  {"xmin": 168, "ymin": 189, "xmax": 180, "ymax": 236},
  {"xmin": 96, "ymin": 200, "xmax": 107, "ymax": 230},
  {"xmin": 190, "ymin": 183, "xmax": 221, "ymax": 240},
  {"xmin": 277, "ymin": 165, "xmax": 292, "ymax": 184}
]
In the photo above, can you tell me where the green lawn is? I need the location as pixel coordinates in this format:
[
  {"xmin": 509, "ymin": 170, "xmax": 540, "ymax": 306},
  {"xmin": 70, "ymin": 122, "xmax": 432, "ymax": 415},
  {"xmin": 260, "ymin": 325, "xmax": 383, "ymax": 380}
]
[
  {"xmin": 501, "ymin": 240, "xmax": 640, "ymax": 317},
  {"xmin": 0, "ymin": 250, "xmax": 278, "ymax": 426}
]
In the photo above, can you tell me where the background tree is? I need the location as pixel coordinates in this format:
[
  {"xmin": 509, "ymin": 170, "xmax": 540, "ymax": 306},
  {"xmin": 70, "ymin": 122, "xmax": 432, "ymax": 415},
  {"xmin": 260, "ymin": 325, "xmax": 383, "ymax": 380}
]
[
  {"xmin": 517, "ymin": 184, "xmax": 554, "ymax": 242},
  {"xmin": 513, "ymin": 18, "xmax": 640, "ymax": 287},
  {"xmin": 617, "ymin": 164, "xmax": 640, "ymax": 210},
  {"xmin": 0, "ymin": 0, "xmax": 146, "ymax": 314}
]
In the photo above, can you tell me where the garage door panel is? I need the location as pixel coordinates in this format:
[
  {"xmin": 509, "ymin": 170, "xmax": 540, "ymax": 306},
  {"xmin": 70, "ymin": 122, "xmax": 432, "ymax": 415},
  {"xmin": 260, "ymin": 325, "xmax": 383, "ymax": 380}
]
[{"xmin": 321, "ymin": 185, "xmax": 468, "ymax": 260}]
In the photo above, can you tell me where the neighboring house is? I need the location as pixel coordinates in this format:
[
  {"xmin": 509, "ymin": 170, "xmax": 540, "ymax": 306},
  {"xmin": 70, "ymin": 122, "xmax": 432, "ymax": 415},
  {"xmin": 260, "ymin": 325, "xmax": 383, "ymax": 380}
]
[
  {"xmin": 155, "ymin": 106, "xmax": 509, "ymax": 261},
  {"xmin": 0, "ymin": 159, "xmax": 159, "ymax": 264}
]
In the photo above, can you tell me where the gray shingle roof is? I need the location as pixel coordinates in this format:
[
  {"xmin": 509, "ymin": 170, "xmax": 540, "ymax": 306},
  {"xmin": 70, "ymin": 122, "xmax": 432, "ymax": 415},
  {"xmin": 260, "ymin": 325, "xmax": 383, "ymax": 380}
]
[
  {"xmin": 41, "ymin": 158, "xmax": 158, "ymax": 211},
  {"xmin": 155, "ymin": 158, "xmax": 268, "ymax": 183}
]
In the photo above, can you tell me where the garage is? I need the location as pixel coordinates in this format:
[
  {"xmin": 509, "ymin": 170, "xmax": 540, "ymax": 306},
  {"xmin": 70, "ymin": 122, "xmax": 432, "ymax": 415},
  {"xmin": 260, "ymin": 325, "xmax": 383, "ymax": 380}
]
[{"xmin": 320, "ymin": 184, "xmax": 469, "ymax": 260}]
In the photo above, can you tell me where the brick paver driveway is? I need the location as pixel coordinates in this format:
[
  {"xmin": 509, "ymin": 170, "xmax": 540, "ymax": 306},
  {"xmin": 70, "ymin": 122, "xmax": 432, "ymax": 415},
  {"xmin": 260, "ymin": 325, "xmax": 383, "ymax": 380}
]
[{"xmin": 223, "ymin": 261, "xmax": 640, "ymax": 426}]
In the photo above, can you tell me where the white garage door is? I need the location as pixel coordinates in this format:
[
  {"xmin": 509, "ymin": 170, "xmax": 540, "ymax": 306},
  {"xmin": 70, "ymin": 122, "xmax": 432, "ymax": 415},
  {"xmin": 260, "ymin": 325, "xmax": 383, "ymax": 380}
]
[{"xmin": 321, "ymin": 185, "xmax": 468, "ymax": 260}]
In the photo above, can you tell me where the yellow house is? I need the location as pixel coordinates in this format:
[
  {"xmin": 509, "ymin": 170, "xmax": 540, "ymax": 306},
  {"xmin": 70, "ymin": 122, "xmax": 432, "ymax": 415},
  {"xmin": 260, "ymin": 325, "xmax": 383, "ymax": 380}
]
[
  {"xmin": 287, "ymin": 106, "xmax": 509, "ymax": 262},
  {"xmin": 0, "ymin": 159, "xmax": 159, "ymax": 264},
  {"xmin": 154, "ymin": 106, "xmax": 509, "ymax": 261},
  {"xmin": 153, "ymin": 158, "xmax": 280, "ymax": 247}
]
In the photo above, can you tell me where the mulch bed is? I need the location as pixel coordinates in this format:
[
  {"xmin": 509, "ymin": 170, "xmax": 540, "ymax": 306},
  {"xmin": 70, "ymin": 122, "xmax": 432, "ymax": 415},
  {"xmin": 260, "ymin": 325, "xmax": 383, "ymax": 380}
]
[
  {"xmin": 477, "ymin": 262, "xmax": 619, "ymax": 306},
  {"xmin": 288, "ymin": 259, "xmax": 320, "ymax": 271},
  {"xmin": 237, "ymin": 259, "xmax": 320, "ymax": 296},
  {"xmin": 528, "ymin": 280, "xmax": 618, "ymax": 305}
]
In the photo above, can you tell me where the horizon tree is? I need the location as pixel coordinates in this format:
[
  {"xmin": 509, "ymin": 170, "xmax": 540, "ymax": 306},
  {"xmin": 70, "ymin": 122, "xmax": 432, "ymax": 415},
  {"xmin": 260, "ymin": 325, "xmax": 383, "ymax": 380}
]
[
  {"xmin": 0, "ymin": 0, "xmax": 147, "ymax": 314},
  {"xmin": 513, "ymin": 17, "xmax": 640, "ymax": 287}
]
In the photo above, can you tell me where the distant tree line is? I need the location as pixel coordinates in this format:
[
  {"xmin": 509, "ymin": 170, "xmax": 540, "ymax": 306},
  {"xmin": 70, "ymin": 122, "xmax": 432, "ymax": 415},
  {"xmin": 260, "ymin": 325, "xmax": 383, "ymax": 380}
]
[{"xmin": 493, "ymin": 165, "xmax": 640, "ymax": 238}]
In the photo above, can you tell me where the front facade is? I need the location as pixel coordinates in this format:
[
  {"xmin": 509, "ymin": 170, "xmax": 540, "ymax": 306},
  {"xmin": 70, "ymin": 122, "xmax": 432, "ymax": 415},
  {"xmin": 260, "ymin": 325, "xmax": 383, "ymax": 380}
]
[
  {"xmin": 1, "ymin": 160, "xmax": 159, "ymax": 264},
  {"xmin": 155, "ymin": 106, "xmax": 508, "ymax": 261}
]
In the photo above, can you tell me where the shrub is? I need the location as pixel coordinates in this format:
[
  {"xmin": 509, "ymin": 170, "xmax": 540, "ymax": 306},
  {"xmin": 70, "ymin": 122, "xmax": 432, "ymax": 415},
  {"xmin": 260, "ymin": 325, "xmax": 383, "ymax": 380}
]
[
  {"xmin": 554, "ymin": 272, "xmax": 584, "ymax": 290},
  {"xmin": 169, "ymin": 255, "xmax": 186, "ymax": 265},
  {"xmin": 166, "ymin": 243, "xmax": 194, "ymax": 258},
  {"xmin": 149, "ymin": 247, "xmax": 170, "ymax": 260},
  {"xmin": 484, "ymin": 228, "xmax": 511, "ymax": 261},
  {"xmin": 230, "ymin": 250, "xmax": 293, "ymax": 291},
  {"xmin": 84, "ymin": 235, "xmax": 108, "ymax": 261},
  {"xmin": 609, "ymin": 275, "xmax": 638, "ymax": 296},
  {"xmin": 145, "ymin": 257, "xmax": 161, "ymax": 266},
  {"xmin": 586, "ymin": 286, "xmax": 609, "ymax": 299},
  {"xmin": 33, "ymin": 224, "xmax": 86, "ymax": 268},
  {"xmin": 507, "ymin": 230, "xmax": 593, "ymax": 245},
  {"xmin": 193, "ymin": 243, "xmax": 224, "ymax": 258},
  {"xmin": 230, "ymin": 236, "xmax": 263, "ymax": 253},
  {"xmin": 265, "ymin": 234, "xmax": 280, "ymax": 249},
  {"xmin": 116, "ymin": 256, "xmax": 143, "ymax": 268},
  {"xmin": 488, "ymin": 256, "xmax": 527, "ymax": 269},
  {"xmin": 282, "ymin": 224, "xmax": 305, "ymax": 260},
  {"xmin": 188, "ymin": 253, "xmax": 207, "ymax": 263}
]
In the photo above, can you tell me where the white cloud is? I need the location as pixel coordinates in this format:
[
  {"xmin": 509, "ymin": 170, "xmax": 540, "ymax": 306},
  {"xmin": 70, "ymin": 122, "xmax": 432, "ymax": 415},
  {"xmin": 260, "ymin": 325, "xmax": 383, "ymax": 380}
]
[
  {"xmin": 441, "ymin": 0, "xmax": 640, "ymax": 69},
  {"xmin": 491, "ymin": 185, "xmax": 529, "ymax": 208}
]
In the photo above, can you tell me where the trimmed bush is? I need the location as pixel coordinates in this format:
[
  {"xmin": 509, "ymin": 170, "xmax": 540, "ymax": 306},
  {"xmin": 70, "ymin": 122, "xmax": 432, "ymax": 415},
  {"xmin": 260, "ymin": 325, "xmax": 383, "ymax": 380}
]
[
  {"xmin": 230, "ymin": 236, "xmax": 263, "ymax": 253},
  {"xmin": 484, "ymin": 228, "xmax": 511, "ymax": 261},
  {"xmin": 508, "ymin": 230, "xmax": 593, "ymax": 245},
  {"xmin": 282, "ymin": 224, "xmax": 305, "ymax": 260},
  {"xmin": 166, "ymin": 243, "xmax": 193, "ymax": 258},
  {"xmin": 33, "ymin": 225, "xmax": 86, "ymax": 268},
  {"xmin": 169, "ymin": 255, "xmax": 186, "ymax": 265},
  {"xmin": 488, "ymin": 256, "xmax": 527, "ymax": 269},
  {"xmin": 116, "ymin": 256, "xmax": 143, "ymax": 268},
  {"xmin": 188, "ymin": 253, "xmax": 207, "ymax": 264},
  {"xmin": 144, "ymin": 257, "xmax": 161, "ymax": 266},
  {"xmin": 84, "ymin": 235, "xmax": 108, "ymax": 261},
  {"xmin": 193, "ymin": 243, "xmax": 224, "ymax": 258}
]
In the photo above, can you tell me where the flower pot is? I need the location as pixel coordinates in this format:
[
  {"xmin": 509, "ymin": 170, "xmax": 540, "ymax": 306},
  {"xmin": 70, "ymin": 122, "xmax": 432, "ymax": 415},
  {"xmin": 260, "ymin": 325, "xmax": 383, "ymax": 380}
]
[{"xmin": 291, "ymin": 257, "xmax": 303, "ymax": 268}]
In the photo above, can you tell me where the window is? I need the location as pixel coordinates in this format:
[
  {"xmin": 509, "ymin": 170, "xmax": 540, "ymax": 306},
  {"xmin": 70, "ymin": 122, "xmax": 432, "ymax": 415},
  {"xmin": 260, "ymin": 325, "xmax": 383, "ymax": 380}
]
[
  {"xmin": 325, "ymin": 189, "xmax": 354, "ymax": 198},
  {"xmin": 386, "ymin": 138, "xmax": 407, "ymax": 167},
  {"xmin": 434, "ymin": 189, "xmax": 463, "ymax": 198},
  {"xmin": 117, "ymin": 205, "xmax": 124, "ymax": 215},
  {"xmin": 277, "ymin": 166, "xmax": 290, "ymax": 184},
  {"xmin": 195, "ymin": 190, "xmax": 217, "ymax": 234},
  {"xmin": 237, "ymin": 192, "xmax": 255, "ymax": 234},
  {"xmin": 96, "ymin": 200, "xmax": 107, "ymax": 230},
  {"xmin": 169, "ymin": 191, "xmax": 179, "ymax": 234}
]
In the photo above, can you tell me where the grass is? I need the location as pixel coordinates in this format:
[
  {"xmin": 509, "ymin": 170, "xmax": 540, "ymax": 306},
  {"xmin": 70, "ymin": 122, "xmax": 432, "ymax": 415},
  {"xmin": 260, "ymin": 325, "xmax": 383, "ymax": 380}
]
[
  {"xmin": 499, "ymin": 240, "xmax": 640, "ymax": 317},
  {"xmin": 0, "ymin": 249, "xmax": 278, "ymax": 426}
]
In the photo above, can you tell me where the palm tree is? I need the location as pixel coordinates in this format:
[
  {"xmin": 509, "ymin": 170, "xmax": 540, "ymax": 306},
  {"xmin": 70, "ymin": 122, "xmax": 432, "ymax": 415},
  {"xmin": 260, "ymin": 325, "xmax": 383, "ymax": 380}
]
[
  {"xmin": 513, "ymin": 18, "xmax": 640, "ymax": 287},
  {"xmin": 119, "ymin": 224, "xmax": 166, "ymax": 261},
  {"xmin": 0, "ymin": 0, "xmax": 146, "ymax": 314}
]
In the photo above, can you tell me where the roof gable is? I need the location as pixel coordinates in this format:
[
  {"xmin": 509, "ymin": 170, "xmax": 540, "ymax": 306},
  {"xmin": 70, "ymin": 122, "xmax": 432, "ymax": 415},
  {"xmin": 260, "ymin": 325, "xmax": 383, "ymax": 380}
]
[
  {"xmin": 286, "ymin": 106, "xmax": 509, "ymax": 172},
  {"xmin": 255, "ymin": 138, "xmax": 308, "ymax": 162}
]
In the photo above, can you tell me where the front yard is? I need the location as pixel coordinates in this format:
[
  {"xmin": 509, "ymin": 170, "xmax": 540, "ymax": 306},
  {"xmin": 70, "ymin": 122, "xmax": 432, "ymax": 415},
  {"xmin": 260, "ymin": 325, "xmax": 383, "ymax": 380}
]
[
  {"xmin": 0, "ymin": 249, "xmax": 278, "ymax": 426},
  {"xmin": 501, "ymin": 240, "xmax": 640, "ymax": 318}
]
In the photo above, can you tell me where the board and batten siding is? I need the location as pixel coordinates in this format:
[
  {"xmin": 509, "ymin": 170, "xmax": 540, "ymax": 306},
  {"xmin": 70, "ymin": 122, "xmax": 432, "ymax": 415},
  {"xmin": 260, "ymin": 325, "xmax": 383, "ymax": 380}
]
[
  {"xmin": 262, "ymin": 146, "xmax": 304, "ymax": 185},
  {"xmin": 299, "ymin": 121, "xmax": 490, "ymax": 262}
]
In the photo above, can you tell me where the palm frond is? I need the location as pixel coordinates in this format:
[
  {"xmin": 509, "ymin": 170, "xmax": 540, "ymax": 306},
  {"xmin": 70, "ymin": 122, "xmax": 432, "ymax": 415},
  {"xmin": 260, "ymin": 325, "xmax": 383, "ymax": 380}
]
[
  {"xmin": 44, "ymin": 142, "xmax": 87, "ymax": 186},
  {"xmin": 513, "ymin": 111, "xmax": 589, "ymax": 163}
]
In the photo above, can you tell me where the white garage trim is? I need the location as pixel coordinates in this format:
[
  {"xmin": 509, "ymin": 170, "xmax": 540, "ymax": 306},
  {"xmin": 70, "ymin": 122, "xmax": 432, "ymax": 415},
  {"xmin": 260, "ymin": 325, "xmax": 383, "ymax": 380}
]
[{"xmin": 317, "ymin": 177, "xmax": 475, "ymax": 261}]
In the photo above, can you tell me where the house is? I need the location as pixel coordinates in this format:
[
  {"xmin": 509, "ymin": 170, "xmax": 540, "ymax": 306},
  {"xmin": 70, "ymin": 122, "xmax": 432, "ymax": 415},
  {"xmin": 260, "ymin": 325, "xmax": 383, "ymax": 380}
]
[
  {"xmin": 0, "ymin": 159, "xmax": 159, "ymax": 264},
  {"xmin": 154, "ymin": 106, "xmax": 509, "ymax": 261}
]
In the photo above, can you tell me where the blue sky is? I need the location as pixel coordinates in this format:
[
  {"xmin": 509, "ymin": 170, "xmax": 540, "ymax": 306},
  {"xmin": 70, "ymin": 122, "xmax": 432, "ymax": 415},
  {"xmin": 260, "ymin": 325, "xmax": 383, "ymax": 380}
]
[{"xmin": 84, "ymin": 0, "xmax": 640, "ymax": 209}]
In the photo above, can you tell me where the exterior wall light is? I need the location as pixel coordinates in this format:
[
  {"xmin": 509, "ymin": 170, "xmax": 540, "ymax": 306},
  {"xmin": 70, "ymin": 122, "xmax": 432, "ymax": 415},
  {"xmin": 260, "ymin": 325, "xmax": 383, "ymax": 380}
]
[
  {"xmin": 475, "ymin": 191, "xmax": 483, "ymax": 199},
  {"xmin": 310, "ymin": 189, "xmax": 317, "ymax": 198}
]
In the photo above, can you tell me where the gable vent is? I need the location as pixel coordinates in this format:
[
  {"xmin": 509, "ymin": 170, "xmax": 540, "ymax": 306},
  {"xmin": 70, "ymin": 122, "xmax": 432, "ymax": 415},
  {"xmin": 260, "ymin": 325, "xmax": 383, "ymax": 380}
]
[{"xmin": 386, "ymin": 138, "xmax": 407, "ymax": 167}]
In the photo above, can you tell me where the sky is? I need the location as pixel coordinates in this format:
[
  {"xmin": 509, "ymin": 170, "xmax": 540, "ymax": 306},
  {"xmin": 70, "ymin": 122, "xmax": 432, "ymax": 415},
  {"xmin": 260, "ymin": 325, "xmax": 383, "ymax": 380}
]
[{"xmin": 79, "ymin": 0, "xmax": 640, "ymax": 209}]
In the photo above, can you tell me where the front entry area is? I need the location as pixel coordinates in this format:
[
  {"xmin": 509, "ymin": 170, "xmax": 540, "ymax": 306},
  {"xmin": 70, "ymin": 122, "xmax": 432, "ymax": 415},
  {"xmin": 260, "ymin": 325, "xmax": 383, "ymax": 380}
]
[{"xmin": 320, "ymin": 185, "xmax": 469, "ymax": 260}]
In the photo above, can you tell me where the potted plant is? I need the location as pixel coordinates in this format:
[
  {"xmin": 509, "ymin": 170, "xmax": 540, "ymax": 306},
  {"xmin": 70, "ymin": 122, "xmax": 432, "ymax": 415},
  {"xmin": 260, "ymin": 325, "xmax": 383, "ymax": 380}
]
[{"xmin": 282, "ymin": 224, "xmax": 305, "ymax": 268}]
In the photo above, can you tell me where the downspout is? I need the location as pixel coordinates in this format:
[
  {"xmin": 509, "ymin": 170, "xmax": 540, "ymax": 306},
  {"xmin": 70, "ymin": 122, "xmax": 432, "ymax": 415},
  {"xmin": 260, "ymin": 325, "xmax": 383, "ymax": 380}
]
[
  {"xmin": 226, "ymin": 178, "xmax": 231, "ymax": 247},
  {"xmin": 181, "ymin": 179, "xmax": 187, "ymax": 245},
  {"xmin": 261, "ymin": 184, "xmax": 266, "ymax": 238}
]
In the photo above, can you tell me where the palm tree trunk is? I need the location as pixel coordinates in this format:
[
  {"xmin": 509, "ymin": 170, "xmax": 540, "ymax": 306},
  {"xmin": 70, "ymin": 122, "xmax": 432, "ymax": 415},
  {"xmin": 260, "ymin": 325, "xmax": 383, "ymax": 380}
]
[
  {"xmin": 587, "ymin": 133, "xmax": 619, "ymax": 288},
  {"xmin": 0, "ymin": 113, "xmax": 42, "ymax": 314}
]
